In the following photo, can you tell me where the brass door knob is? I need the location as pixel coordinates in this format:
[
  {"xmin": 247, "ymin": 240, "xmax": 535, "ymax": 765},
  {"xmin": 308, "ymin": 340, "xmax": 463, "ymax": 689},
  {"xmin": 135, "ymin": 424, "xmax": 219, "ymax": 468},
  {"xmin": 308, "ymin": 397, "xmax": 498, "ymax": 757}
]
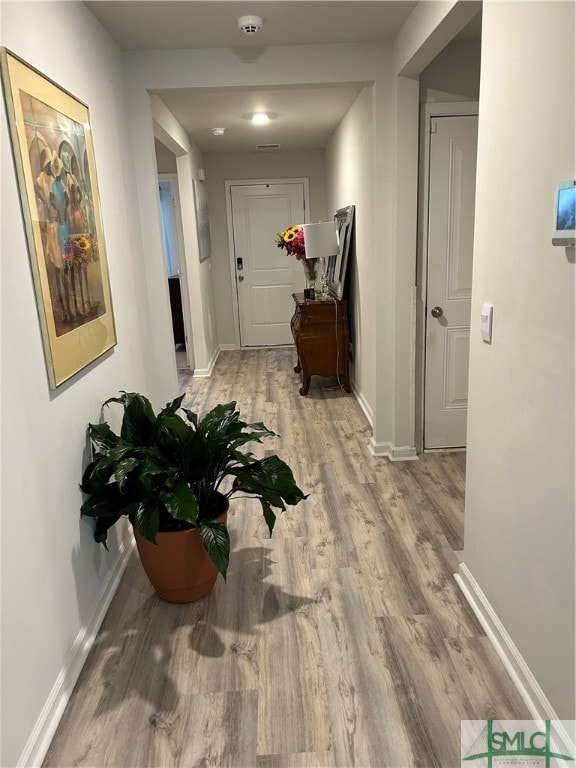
[
  {"xmin": 431, "ymin": 306, "xmax": 443, "ymax": 318},
  {"xmin": 238, "ymin": 274, "xmax": 245, "ymax": 282}
]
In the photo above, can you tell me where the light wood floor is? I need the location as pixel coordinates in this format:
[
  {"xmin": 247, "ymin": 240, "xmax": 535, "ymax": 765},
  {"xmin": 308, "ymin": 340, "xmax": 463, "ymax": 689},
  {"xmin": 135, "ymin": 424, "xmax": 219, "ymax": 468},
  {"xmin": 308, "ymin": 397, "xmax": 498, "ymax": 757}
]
[{"xmin": 44, "ymin": 349, "xmax": 529, "ymax": 768}]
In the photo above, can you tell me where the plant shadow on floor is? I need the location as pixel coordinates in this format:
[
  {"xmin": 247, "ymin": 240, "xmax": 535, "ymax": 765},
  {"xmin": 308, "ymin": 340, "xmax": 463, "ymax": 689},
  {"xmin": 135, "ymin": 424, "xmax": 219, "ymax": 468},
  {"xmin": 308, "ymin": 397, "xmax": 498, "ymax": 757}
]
[{"xmin": 90, "ymin": 544, "xmax": 314, "ymax": 717}]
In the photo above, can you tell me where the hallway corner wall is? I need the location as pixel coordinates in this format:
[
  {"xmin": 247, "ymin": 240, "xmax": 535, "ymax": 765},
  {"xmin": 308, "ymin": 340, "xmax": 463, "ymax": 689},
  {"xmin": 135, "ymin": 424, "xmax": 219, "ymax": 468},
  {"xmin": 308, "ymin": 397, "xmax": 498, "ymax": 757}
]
[
  {"xmin": 326, "ymin": 86, "xmax": 378, "ymax": 415},
  {"xmin": 463, "ymin": 0, "xmax": 575, "ymax": 718},
  {"xmin": 0, "ymin": 3, "xmax": 165, "ymax": 765}
]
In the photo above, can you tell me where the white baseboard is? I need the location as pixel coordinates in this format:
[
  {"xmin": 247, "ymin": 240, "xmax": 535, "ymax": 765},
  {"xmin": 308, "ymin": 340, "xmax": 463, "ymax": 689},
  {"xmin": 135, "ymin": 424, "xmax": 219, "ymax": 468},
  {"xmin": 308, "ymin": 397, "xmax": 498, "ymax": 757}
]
[
  {"xmin": 368, "ymin": 438, "xmax": 418, "ymax": 461},
  {"xmin": 192, "ymin": 345, "xmax": 220, "ymax": 378},
  {"xmin": 352, "ymin": 383, "xmax": 373, "ymax": 428},
  {"xmin": 389, "ymin": 445, "xmax": 418, "ymax": 461},
  {"xmin": 219, "ymin": 344, "xmax": 237, "ymax": 351},
  {"xmin": 455, "ymin": 563, "xmax": 575, "ymax": 755},
  {"xmin": 19, "ymin": 536, "xmax": 134, "ymax": 768},
  {"xmin": 368, "ymin": 437, "xmax": 393, "ymax": 457}
]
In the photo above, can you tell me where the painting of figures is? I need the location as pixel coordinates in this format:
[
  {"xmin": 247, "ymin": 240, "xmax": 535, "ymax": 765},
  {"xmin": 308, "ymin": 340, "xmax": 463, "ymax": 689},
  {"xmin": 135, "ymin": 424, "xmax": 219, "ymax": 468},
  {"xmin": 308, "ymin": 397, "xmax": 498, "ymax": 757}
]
[
  {"xmin": 1, "ymin": 49, "xmax": 116, "ymax": 388},
  {"xmin": 23, "ymin": 93, "xmax": 107, "ymax": 337}
]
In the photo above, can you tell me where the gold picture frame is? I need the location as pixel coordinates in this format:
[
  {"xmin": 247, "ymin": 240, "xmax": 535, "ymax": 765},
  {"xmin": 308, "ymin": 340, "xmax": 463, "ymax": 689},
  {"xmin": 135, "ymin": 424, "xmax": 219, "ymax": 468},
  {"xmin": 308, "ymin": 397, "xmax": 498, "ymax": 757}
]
[{"xmin": 1, "ymin": 48, "xmax": 116, "ymax": 389}]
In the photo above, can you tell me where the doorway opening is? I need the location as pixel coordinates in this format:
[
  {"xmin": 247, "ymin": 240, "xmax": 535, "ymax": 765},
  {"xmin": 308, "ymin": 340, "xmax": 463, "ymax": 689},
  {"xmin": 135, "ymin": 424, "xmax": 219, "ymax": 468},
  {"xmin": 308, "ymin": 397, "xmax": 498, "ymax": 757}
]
[
  {"xmin": 154, "ymin": 136, "xmax": 194, "ymax": 374},
  {"xmin": 158, "ymin": 177, "xmax": 187, "ymax": 367}
]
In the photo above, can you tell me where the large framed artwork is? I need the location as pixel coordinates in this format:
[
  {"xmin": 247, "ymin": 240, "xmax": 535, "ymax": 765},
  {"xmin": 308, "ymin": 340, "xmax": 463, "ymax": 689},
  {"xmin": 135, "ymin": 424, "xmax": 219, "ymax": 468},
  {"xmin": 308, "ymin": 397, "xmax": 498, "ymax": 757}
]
[{"xmin": 0, "ymin": 48, "xmax": 116, "ymax": 389}]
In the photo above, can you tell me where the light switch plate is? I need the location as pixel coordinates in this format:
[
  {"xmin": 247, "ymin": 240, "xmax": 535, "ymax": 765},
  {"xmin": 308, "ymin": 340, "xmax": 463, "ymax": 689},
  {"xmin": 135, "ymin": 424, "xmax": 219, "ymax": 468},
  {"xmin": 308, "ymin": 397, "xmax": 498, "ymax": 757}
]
[{"xmin": 481, "ymin": 303, "xmax": 493, "ymax": 343}]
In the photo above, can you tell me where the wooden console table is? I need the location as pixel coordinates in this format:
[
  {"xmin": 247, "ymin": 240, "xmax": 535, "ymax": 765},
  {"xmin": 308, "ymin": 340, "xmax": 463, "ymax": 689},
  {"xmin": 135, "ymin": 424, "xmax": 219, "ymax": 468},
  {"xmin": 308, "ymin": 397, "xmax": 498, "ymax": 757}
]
[{"xmin": 290, "ymin": 293, "xmax": 351, "ymax": 396}]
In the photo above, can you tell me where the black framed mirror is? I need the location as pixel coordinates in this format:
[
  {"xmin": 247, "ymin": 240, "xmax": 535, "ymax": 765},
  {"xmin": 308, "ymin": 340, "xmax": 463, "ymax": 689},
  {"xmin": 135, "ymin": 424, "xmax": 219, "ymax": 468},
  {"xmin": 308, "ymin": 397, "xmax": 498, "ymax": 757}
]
[{"xmin": 327, "ymin": 205, "xmax": 355, "ymax": 300}]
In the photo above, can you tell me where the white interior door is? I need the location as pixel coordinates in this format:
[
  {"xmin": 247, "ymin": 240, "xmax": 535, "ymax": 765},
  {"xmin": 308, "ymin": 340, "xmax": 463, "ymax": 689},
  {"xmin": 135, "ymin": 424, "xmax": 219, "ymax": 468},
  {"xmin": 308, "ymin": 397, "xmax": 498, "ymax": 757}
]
[
  {"xmin": 424, "ymin": 114, "xmax": 478, "ymax": 449},
  {"xmin": 230, "ymin": 182, "xmax": 306, "ymax": 346}
]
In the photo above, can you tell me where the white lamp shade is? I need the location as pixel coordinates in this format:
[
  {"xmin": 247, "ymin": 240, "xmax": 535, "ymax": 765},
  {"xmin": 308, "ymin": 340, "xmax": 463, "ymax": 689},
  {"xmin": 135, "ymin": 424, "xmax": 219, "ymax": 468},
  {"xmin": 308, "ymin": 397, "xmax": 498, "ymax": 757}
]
[{"xmin": 301, "ymin": 222, "xmax": 338, "ymax": 259}]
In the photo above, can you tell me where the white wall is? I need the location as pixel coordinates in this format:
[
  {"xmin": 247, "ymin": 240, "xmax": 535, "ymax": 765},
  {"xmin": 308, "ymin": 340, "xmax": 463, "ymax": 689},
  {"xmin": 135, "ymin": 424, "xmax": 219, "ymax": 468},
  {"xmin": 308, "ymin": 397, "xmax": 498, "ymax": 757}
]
[
  {"xmin": 326, "ymin": 87, "xmax": 375, "ymax": 412},
  {"xmin": 419, "ymin": 38, "xmax": 481, "ymax": 103},
  {"xmin": 155, "ymin": 138, "xmax": 177, "ymax": 173},
  {"xmin": 0, "ymin": 3, "xmax": 165, "ymax": 766},
  {"xmin": 203, "ymin": 150, "xmax": 327, "ymax": 346},
  {"xmin": 464, "ymin": 1, "xmax": 575, "ymax": 717},
  {"xmin": 394, "ymin": 0, "xmax": 481, "ymax": 76}
]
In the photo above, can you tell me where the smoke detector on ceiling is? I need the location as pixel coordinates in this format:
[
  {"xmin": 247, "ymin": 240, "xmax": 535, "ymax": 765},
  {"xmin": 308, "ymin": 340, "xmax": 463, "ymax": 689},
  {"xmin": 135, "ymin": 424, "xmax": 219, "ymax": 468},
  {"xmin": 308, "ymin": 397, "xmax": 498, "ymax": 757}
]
[{"xmin": 238, "ymin": 15, "xmax": 263, "ymax": 35}]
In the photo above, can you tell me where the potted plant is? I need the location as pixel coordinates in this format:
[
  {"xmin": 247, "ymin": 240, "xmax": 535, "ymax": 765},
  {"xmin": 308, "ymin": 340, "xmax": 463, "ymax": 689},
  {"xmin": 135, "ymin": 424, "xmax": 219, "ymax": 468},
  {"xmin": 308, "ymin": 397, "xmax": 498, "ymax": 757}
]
[{"xmin": 80, "ymin": 392, "xmax": 306, "ymax": 602}]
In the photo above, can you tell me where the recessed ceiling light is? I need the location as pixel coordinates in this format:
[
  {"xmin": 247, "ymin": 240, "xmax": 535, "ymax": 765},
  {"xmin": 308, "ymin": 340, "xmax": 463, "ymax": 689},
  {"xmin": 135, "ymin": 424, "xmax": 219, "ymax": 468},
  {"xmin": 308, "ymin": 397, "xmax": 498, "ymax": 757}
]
[
  {"xmin": 211, "ymin": 127, "xmax": 225, "ymax": 136},
  {"xmin": 251, "ymin": 113, "xmax": 270, "ymax": 126}
]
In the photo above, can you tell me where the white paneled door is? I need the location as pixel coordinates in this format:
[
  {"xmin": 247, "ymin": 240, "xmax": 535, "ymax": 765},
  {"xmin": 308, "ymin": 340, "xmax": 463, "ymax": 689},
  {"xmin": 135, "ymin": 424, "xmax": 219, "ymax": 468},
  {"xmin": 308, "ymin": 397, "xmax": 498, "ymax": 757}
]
[
  {"xmin": 424, "ymin": 114, "xmax": 478, "ymax": 449},
  {"xmin": 230, "ymin": 182, "xmax": 306, "ymax": 346}
]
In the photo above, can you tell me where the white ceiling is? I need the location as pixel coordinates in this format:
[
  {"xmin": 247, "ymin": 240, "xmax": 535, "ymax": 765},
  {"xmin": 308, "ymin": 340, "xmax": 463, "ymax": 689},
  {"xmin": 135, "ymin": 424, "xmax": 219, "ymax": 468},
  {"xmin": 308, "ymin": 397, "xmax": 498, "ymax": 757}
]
[
  {"xmin": 85, "ymin": 2, "xmax": 418, "ymax": 51},
  {"xmin": 85, "ymin": 1, "xmax": 481, "ymax": 155},
  {"xmin": 150, "ymin": 84, "xmax": 368, "ymax": 153}
]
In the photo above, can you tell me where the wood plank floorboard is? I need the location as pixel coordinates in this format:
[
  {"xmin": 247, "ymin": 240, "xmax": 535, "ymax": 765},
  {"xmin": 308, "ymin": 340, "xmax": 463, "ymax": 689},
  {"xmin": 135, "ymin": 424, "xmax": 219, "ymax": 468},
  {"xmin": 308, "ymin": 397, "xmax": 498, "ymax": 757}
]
[
  {"xmin": 257, "ymin": 538, "xmax": 331, "ymax": 756},
  {"xmin": 373, "ymin": 614, "xmax": 476, "ymax": 767},
  {"xmin": 313, "ymin": 567, "xmax": 417, "ymax": 767},
  {"xmin": 43, "ymin": 349, "xmax": 529, "ymax": 768},
  {"xmin": 257, "ymin": 752, "xmax": 335, "ymax": 768}
]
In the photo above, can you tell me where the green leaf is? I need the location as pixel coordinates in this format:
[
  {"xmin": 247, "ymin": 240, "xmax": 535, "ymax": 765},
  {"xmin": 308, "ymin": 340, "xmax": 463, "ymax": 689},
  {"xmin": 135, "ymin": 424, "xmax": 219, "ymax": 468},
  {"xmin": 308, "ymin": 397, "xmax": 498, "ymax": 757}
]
[
  {"xmin": 115, "ymin": 457, "xmax": 139, "ymax": 491},
  {"xmin": 198, "ymin": 402, "xmax": 237, "ymax": 430},
  {"xmin": 137, "ymin": 456, "xmax": 170, "ymax": 493},
  {"xmin": 158, "ymin": 394, "xmax": 185, "ymax": 418},
  {"xmin": 249, "ymin": 420, "xmax": 276, "ymax": 432},
  {"xmin": 182, "ymin": 408, "xmax": 198, "ymax": 427},
  {"xmin": 116, "ymin": 393, "xmax": 157, "ymax": 446},
  {"xmin": 102, "ymin": 394, "xmax": 128, "ymax": 408},
  {"xmin": 230, "ymin": 456, "xmax": 307, "ymax": 507},
  {"xmin": 259, "ymin": 497, "xmax": 278, "ymax": 536},
  {"xmin": 232, "ymin": 449, "xmax": 255, "ymax": 466},
  {"xmin": 80, "ymin": 484, "xmax": 124, "ymax": 517},
  {"xmin": 225, "ymin": 433, "xmax": 269, "ymax": 451},
  {"xmin": 81, "ymin": 457, "xmax": 114, "ymax": 494},
  {"xmin": 133, "ymin": 499, "xmax": 160, "ymax": 543},
  {"xmin": 243, "ymin": 420, "xmax": 278, "ymax": 440},
  {"xmin": 88, "ymin": 422, "xmax": 119, "ymax": 449},
  {"xmin": 181, "ymin": 431, "xmax": 213, "ymax": 481},
  {"xmin": 200, "ymin": 520, "xmax": 230, "ymax": 579},
  {"xmin": 120, "ymin": 501, "xmax": 141, "ymax": 521},
  {"xmin": 163, "ymin": 483, "xmax": 199, "ymax": 525},
  {"xmin": 157, "ymin": 413, "xmax": 191, "ymax": 441},
  {"xmin": 93, "ymin": 516, "xmax": 119, "ymax": 548},
  {"xmin": 106, "ymin": 445, "xmax": 133, "ymax": 463}
]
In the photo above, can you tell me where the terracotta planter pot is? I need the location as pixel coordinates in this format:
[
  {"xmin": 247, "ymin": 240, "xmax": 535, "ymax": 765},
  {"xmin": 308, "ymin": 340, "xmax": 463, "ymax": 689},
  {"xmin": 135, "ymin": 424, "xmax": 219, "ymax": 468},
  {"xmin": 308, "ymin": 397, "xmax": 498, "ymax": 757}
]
[{"xmin": 134, "ymin": 506, "xmax": 228, "ymax": 603}]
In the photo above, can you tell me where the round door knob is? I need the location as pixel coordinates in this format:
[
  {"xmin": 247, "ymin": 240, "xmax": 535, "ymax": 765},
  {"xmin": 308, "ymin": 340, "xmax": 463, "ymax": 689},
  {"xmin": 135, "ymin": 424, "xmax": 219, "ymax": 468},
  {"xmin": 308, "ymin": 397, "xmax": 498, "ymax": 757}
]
[
  {"xmin": 238, "ymin": 274, "xmax": 245, "ymax": 282},
  {"xmin": 431, "ymin": 306, "xmax": 443, "ymax": 318}
]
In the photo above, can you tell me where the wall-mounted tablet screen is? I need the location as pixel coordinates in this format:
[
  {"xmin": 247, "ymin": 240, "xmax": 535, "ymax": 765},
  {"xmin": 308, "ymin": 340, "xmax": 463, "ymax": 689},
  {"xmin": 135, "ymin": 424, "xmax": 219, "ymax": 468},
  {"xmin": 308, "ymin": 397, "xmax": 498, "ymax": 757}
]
[{"xmin": 552, "ymin": 180, "xmax": 576, "ymax": 246}]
